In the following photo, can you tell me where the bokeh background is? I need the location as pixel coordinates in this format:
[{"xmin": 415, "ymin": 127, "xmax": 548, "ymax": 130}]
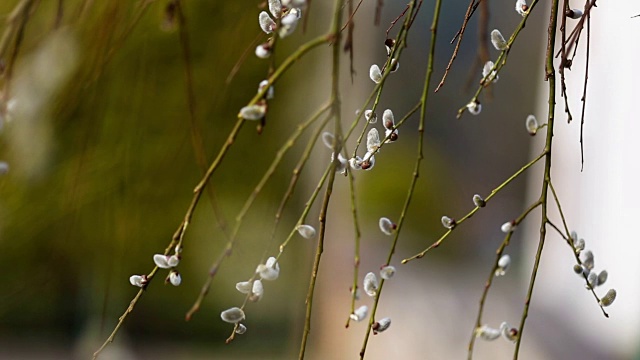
[{"xmin": 0, "ymin": 1, "xmax": 637, "ymax": 359}]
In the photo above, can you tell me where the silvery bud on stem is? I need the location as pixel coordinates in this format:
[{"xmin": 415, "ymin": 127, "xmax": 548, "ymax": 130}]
[
  {"xmin": 256, "ymin": 256, "xmax": 280, "ymax": 281},
  {"xmin": 350, "ymin": 305, "xmax": 368, "ymax": 322},
  {"xmin": 255, "ymin": 43, "xmax": 272, "ymax": 59},
  {"xmin": 495, "ymin": 254, "xmax": 511, "ymax": 276},
  {"xmin": 168, "ymin": 270, "xmax": 181, "ymax": 286},
  {"xmin": 482, "ymin": 61, "xmax": 499, "ymax": 83},
  {"xmin": 249, "ymin": 279, "xmax": 264, "ymax": 302},
  {"xmin": 239, "ymin": 103, "xmax": 267, "ymax": 120},
  {"xmin": 566, "ymin": 9, "xmax": 583, "ymax": 19},
  {"xmin": 441, "ymin": 216, "xmax": 456, "ymax": 230},
  {"xmin": 259, "ymin": 12, "xmax": 276, "ymax": 34},
  {"xmin": 129, "ymin": 275, "xmax": 148, "ymax": 287},
  {"xmin": 582, "ymin": 250, "xmax": 594, "ymax": 270},
  {"xmin": 379, "ymin": 217, "xmax": 397, "ymax": 235},
  {"xmin": 369, "ymin": 64, "xmax": 382, "ymax": 84},
  {"xmin": 476, "ymin": 325, "xmax": 501, "ymax": 341},
  {"xmin": 467, "ymin": 100, "xmax": 482, "ymax": 115},
  {"xmin": 379, "ymin": 265, "xmax": 396, "ymax": 280},
  {"xmin": 235, "ymin": 323, "xmax": 247, "ymax": 334},
  {"xmin": 597, "ymin": 270, "xmax": 608, "ymax": 286},
  {"xmin": 500, "ymin": 322, "xmax": 518, "ymax": 342},
  {"xmin": 363, "ymin": 272, "xmax": 379, "ymax": 297},
  {"xmin": 599, "ymin": 289, "xmax": 617, "ymax": 307},
  {"xmin": 587, "ymin": 271, "xmax": 598, "ymax": 289},
  {"xmin": 367, "ymin": 128, "xmax": 381, "ymax": 153},
  {"xmin": 154, "ymin": 254, "xmax": 180, "ymax": 269},
  {"xmin": 365, "ymin": 110, "xmax": 377, "ymax": 123},
  {"xmin": 501, "ymin": 221, "xmax": 516, "ymax": 233},
  {"xmin": 515, "ymin": 0, "xmax": 528, "ymax": 16},
  {"xmin": 526, "ymin": 115, "xmax": 539, "ymax": 136},
  {"xmin": 297, "ymin": 224, "xmax": 316, "ymax": 239},
  {"xmin": 221, "ymin": 307, "xmax": 245, "ymax": 323},
  {"xmin": 268, "ymin": 0, "xmax": 282, "ymax": 18},
  {"xmin": 372, "ymin": 317, "xmax": 391, "ymax": 334},
  {"xmin": 491, "ymin": 29, "xmax": 508, "ymax": 51},
  {"xmin": 473, "ymin": 194, "xmax": 486, "ymax": 207}
]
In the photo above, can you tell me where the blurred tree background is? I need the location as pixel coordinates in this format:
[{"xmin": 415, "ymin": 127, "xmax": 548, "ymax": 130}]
[{"xmin": 3, "ymin": 0, "xmax": 616, "ymax": 359}]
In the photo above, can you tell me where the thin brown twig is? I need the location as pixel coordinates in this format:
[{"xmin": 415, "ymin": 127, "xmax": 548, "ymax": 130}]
[
  {"xmin": 579, "ymin": 14, "xmax": 590, "ymax": 171},
  {"xmin": 434, "ymin": 0, "xmax": 481, "ymax": 93}
]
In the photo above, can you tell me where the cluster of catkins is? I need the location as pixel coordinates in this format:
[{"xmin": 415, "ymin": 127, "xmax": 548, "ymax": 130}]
[
  {"xmin": 130, "ymin": 245, "xmax": 183, "ymax": 288},
  {"xmin": 467, "ymin": 0, "xmax": 584, "ymax": 115},
  {"xmin": 570, "ymin": 231, "xmax": 617, "ymax": 307},
  {"xmin": 344, "ymin": 217, "xmax": 400, "ymax": 334}
]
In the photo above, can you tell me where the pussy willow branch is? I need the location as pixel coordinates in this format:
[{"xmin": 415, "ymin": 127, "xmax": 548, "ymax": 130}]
[
  {"xmin": 579, "ymin": 14, "xmax": 590, "ymax": 170},
  {"xmin": 299, "ymin": 1, "xmax": 343, "ymax": 358},
  {"xmin": 345, "ymin": 163, "xmax": 362, "ymax": 328},
  {"xmin": 359, "ymin": 0, "xmax": 436, "ymax": 358},
  {"xmin": 467, "ymin": 200, "xmax": 541, "ymax": 359},
  {"xmin": 225, "ymin": 162, "xmax": 334, "ymax": 344},
  {"xmin": 558, "ymin": 0, "xmax": 572, "ymax": 122},
  {"xmin": 402, "ymin": 150, "xmax": 545, "ymax": 263},
  {"xmin": 547, "ymin": 181, "xmax": 609, "ymax": 317},
  {"xmin": 456, "ymin": 0, "xmax": 542, "ymax": 119},
  {"xmin": 348, "ymin": 9, "xmax": 414, "ymax": 158},
  {"xmin": 94, "ymin": 19, "xmax": 332, "ymax": 359},
  {"xmin": 512, "ymin": 0, "xmax": 560, "ymax": 356},
  {"xmin": 185, "ymin": 102, "xmax": 331, "ymax": 321},
  {"xmin": 434, "ymin": 0, "xmax": 480, "ymax": 92}
]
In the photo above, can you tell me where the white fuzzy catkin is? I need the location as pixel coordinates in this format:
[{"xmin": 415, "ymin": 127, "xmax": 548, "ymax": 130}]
[
  {"xmin": 467, "ymin": 101, "xmax": 482, "ymax": 115},
  {"xmin": 297, "ymin": 224, "xmax": 316, "ymax": 239},
  {"xmin": 491, "ymin": 29, "xmax": 508, "ymax": 50},
  {"xmin": 526, "ymin": 115, "xmax": 539, "ymax": 135},
  {"xmin": 515, "ymin": 0, "xmax": 528, "ymax": 16},
  {"xmin": 259, "ymin": 11, "xmax": 276, "ymax": 34},
  {"xmin": 363, "ymin": 272, "xmax": 379, "ymax": 297},
  {"xmin": 367, "ymin": 128, "xmax": 381, "ymax": 152},
  {"xmin": 379, "ymin": 217, "xmax": 396, "ymax": 235},
  {"xmin": 380, "ymin": 265, "xmax": 396, "ymax": 280},
  {"xmin": 369, "ymin": 64, "xmax": 382, "ymax": 84},
  {"xmin": 220, "ymin": 307, "xmax": 245, "ymax": 323}
]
